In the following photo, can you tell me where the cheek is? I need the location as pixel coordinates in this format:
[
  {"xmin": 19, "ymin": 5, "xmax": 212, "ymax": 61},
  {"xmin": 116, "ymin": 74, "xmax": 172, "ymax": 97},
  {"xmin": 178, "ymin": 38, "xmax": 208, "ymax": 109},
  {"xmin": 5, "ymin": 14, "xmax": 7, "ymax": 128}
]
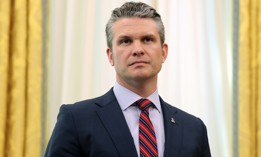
[
  {"xmin": 112, "ymin": 53, "xmax": 124, "ymax": 66},
  {"xmin": 152, "ymin": 51, "xmax": 165, "ymax": 64},
  {"xmin": 114, "ymin": 50, "xmax": 130, "ymax": 63}
]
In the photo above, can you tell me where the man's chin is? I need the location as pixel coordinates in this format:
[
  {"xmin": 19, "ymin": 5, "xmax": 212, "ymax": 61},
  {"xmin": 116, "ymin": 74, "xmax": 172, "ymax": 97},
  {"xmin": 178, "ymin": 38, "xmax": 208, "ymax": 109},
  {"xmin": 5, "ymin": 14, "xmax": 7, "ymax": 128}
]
[{"xmin": 131, "ymin": 75, "xmax": 153, "ymax": 82}]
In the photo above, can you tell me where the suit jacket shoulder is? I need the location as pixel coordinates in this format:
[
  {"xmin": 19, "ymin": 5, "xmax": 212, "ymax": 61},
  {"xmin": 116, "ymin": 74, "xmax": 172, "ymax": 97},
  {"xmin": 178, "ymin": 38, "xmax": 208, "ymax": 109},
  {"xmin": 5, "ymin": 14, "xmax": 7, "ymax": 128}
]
[
  {"xmin": 45, "ymin": 88, "xmax": 138, "ymax": 157},
  {"xmin": 160, "ymin": 99, "xmax": 211, "ymax": 157}
]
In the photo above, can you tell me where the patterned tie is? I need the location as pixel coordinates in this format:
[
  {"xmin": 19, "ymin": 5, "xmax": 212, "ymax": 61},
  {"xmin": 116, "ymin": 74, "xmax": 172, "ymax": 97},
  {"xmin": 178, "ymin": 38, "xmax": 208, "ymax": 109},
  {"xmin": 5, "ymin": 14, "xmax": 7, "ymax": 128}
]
[{"xmin": 135, "ymin": 98, "xmax": 158, "ymax": 157}]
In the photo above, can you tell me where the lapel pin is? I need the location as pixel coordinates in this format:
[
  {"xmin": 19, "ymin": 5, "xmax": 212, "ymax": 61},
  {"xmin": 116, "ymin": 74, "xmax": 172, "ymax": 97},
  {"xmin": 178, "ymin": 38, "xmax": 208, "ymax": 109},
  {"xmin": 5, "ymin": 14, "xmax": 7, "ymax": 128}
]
[{"xmin": 171, "ymin": 117, "xmax": 175, "ymax": 124}]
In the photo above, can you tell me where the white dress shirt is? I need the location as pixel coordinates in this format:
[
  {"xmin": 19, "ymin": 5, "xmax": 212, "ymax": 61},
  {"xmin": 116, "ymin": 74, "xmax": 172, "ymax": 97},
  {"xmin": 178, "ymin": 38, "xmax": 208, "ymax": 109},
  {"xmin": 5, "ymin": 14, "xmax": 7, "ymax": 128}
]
[{"xmin": 113, "ymin": 82, "xmax": 165, "ymax": 157}]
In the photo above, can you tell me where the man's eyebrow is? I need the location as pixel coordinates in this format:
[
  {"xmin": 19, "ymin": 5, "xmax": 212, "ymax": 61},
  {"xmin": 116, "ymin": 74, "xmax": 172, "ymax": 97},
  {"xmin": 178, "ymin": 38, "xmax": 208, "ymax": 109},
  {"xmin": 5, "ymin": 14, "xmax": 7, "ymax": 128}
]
[
  {"xmin": 117, "ymin": 35, "xmax": 132, "ymax": 39},
  {"xmin": 117, "ymin": 35, "xmax": 132, "ymax": 40},
  {"xmin": 118, "ymin": 34, "xmax": 156, "ymax": 39},
  {"xmin": 141, "ymin": 34, "xmax": 156, "ymax": 38}
]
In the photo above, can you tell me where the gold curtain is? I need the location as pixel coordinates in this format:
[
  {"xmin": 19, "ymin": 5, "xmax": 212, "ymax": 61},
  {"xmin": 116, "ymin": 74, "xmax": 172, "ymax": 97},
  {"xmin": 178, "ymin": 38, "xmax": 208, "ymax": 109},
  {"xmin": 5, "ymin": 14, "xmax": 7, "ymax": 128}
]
[
  {"xmin": 0, "ymin": 0, "xmax": 48, "ymax": 156},
  {"xmin": 238, "ymin": 0, "xmax": 261, "ymax": 156}
]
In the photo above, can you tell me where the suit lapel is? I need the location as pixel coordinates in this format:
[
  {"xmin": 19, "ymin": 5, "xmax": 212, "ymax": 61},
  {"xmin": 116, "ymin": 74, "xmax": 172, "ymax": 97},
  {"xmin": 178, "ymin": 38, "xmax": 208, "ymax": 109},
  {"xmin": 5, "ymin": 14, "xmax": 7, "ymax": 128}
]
[
  {"xmin": 161, "ymin": 99, "xmax": 183, "ymax": 157},
  {"xmin": 96, "ymin": 89, "xmax": 138, "ymax": 157}
]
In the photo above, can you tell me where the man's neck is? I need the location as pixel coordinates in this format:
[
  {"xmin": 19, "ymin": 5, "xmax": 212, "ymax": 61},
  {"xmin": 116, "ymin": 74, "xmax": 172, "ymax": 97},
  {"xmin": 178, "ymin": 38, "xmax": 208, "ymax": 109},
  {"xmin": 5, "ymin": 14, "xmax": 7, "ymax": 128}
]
[{"xmin": 116, "ymin": 78, "xmax": 157, "ymax": 98}]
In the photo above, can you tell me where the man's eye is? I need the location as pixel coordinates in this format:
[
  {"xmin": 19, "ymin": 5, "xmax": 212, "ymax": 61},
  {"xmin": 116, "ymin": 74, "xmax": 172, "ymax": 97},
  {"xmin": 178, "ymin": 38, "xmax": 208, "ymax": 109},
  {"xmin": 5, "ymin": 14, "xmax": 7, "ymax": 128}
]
[
  {"xmin": 144, "ymin": 37, "xmax": 154, "ymax": 43},
  {"xmin": 120, "ymin": 39, "xmax": 131, "ymax": 45}
]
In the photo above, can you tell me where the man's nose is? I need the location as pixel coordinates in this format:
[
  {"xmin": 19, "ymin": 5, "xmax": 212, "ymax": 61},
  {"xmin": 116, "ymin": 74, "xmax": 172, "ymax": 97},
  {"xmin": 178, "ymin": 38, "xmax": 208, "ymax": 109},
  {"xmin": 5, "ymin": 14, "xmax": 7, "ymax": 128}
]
[{"xmin": 132, "ymin": 41, "xmax": 144, "ymax": 56}]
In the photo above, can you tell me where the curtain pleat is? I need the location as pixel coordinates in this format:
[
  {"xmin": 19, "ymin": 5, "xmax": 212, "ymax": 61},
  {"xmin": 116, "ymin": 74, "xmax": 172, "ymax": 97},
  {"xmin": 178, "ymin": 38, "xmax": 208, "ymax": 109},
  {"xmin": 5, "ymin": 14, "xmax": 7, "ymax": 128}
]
[
  {"xmin": 0, "ymin": 0, "xmax": 47, "ymax": 156},
  {"xmin": 0, "ymin": 0, "xmax": 11, "ymax": 155},
  {"xmin": 26, "ymin": 0, "xmax": 43, "ymax": 156},
  {"xmin": 238, "ymin": 0, "xmax": 261, "ymax": 156}
]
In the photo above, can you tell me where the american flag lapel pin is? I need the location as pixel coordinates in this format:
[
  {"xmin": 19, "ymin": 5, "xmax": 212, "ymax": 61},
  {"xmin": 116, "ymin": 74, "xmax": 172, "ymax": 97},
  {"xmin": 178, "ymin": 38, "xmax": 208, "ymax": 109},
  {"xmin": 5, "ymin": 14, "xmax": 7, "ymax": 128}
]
[{"xmin": 171, "ymin": 117, "xmax": 175, "ymax": 124}]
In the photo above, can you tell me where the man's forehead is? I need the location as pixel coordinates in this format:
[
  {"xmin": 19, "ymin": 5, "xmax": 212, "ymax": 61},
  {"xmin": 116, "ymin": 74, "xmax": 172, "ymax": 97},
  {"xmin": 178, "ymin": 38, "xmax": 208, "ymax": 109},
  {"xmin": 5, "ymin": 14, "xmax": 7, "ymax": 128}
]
[
  {"xmin": 111, "ymin": 18, "xmax": 159, "ymax": 37},
  {"xmin": 112, "ymin": 17, "xmax": 156, "ymax": 26}
]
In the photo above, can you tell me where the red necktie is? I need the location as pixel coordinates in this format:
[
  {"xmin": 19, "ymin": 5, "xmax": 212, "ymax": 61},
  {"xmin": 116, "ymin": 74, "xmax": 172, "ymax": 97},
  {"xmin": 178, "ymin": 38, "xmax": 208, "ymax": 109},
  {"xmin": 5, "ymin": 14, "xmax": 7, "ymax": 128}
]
[{"xmin": 135, "ymin": 98, "xmax": 158, "ymax": 157}]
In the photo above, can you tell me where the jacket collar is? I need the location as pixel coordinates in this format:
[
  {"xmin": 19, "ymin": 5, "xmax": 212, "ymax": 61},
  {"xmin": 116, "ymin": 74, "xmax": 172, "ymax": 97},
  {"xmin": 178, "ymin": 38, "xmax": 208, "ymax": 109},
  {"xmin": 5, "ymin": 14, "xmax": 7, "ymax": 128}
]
[{"xmin": 95, "ymin": 88, "xmax": 138, "ymax": 157}]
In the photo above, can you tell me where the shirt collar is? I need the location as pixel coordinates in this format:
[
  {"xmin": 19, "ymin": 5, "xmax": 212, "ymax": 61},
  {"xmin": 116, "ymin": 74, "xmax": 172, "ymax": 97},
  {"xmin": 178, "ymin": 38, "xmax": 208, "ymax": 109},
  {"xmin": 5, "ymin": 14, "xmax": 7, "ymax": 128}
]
[{"xmin": 113, "ymin": 82, "xmax": 162, "ymax": 113}]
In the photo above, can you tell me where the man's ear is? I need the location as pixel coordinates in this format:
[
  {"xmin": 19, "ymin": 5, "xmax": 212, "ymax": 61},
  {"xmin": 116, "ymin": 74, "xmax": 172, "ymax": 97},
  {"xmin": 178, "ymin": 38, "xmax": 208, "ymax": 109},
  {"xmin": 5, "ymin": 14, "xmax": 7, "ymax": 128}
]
[
  {"xmin": 162, "ymin": 43, "xmax": 168, "ymax": 63},
  {"xmin": 106, "ymin": 48, "xmax": 114, "ymax": 66}
]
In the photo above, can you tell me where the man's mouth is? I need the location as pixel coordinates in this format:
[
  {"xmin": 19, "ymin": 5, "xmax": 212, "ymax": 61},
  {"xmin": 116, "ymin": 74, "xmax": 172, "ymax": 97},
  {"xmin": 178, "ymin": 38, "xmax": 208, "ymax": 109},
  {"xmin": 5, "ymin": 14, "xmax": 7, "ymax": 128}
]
[{"xmin": 129, "ymin": 61, "xmax": 148, "ymax": 66}]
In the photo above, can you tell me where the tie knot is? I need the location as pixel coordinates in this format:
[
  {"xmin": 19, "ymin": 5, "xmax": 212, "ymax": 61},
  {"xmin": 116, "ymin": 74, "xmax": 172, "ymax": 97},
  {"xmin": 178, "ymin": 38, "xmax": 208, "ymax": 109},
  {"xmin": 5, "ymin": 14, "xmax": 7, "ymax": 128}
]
[{"xmin": 135, "ymin": 98, "xmax": 153, "ymax": 111}]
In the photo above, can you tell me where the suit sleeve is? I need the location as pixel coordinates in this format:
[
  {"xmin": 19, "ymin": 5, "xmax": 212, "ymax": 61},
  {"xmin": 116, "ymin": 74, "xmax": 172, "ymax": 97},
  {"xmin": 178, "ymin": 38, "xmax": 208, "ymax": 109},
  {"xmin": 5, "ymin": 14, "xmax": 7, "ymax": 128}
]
[{"xmin": 44, "ymin": 105, "xmax": 82, "ymax": 157}]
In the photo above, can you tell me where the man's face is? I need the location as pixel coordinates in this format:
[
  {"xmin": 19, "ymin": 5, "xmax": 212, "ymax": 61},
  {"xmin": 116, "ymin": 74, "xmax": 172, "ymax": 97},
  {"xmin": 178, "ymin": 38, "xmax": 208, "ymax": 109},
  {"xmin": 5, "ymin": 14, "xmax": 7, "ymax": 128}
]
[{"xmin": 107, "ymin": 17, "xmax": 168, "ymax": 85}]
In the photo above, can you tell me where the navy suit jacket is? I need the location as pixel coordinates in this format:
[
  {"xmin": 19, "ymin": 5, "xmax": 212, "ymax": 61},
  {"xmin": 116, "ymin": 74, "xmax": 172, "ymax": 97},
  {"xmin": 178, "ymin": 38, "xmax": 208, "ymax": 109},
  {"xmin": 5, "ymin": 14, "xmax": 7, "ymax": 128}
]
[{"xmin": 45, "ymin": 88, "xmax": 211, "ymax": 157}]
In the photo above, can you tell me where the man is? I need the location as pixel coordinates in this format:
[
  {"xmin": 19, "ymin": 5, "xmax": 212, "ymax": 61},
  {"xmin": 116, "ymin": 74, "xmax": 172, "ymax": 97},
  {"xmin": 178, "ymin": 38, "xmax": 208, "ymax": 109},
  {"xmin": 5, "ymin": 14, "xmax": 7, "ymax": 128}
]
[{"xmin": 45, "ymin": 2, "xmax": 211, "ymax": 157}]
